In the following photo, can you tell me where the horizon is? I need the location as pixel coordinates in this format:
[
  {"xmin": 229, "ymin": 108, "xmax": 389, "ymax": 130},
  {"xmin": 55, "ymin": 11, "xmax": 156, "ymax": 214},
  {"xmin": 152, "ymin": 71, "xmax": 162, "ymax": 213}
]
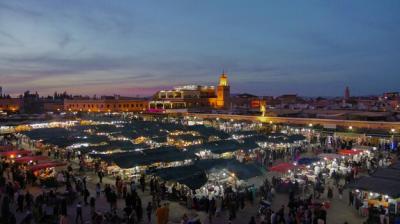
[{"xmin": 1, "ymin": 1, "xmax": 400, "ymax": 96}]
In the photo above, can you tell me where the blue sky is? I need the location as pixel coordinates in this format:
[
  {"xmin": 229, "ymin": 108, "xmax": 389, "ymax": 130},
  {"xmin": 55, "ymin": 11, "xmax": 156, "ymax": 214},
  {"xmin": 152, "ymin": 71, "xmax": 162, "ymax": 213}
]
[{"xmin": 0, "ymin": 1, "xmax": 399, "ymax": 97}]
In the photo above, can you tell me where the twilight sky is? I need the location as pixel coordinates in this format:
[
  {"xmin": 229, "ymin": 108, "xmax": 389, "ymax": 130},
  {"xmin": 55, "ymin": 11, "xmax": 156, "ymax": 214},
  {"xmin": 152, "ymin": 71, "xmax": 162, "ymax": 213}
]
[{"xmin": 0, "ymin": 1, "xmax": 399, "ymax": 97}]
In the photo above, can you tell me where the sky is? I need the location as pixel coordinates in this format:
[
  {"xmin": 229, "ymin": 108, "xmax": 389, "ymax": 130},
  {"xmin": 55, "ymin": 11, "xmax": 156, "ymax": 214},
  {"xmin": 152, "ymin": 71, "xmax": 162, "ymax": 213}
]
[{"xmin": 0, "ymin": 1, "xmax": 400, "ymax": 97}]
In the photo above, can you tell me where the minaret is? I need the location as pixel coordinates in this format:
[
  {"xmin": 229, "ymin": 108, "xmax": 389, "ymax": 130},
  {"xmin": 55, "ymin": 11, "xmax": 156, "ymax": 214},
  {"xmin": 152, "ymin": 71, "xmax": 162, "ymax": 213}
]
[
  {"xmin": 345, "ymin": 86, "xmax": 350, "ymax": 100},
  {"xmin": 216, "ymin": 71, "xmax": 230, "ymax": 109}
]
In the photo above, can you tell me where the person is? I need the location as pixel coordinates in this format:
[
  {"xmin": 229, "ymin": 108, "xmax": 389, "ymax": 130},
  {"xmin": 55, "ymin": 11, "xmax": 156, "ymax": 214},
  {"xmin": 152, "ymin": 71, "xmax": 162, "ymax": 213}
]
[
  {"xmin": 156, "ymin": 205, "xmax": 164, "ymax": 224},
  {"xmin": 90, "ymin": 197, "xmax": 96, "ymax": 219},
  {"xmin": 271, "ymin": 210, "xmax": 277, "ymax": 224},
  {"xmin": 136, "ymin": 198, "xmax": 143, "ymax": 222},
  {"xmin": 164, "ymin": 203, "xmax": 170, "ymax": 224},
  {"xmin": 76, "ymin": 202, "xmax": 83, "ymax": 224},
  {"xmin": 25, "ymin": 191, "xmax": 33, "ymax": 209},
  {"xmin": 98, "ymin": 170, "xmax": 103, "ymax": 183},
  {"xmin": 96, "ymin": 183, "xmax": 101, "ymax": 197},
  {"xmin": 338, "ymin": 185, "xmax": 343, "ymax": 200},
  {"xmin": 17, "ymin": 191, "xmax": 24, "ymax": 212},
  {"xmin": 60, "ymin": 214, "xmax": 68, "ymax": 224},
  {"xmin": 130, "ymin": 180, "xmax": 137, "ymax": 194},
  {"xmin": 84, "ymin": 188, "xmax": 90, "ymax": 205},
  {"xmin": 249, "ymin": 216, "xmax": 256, "ymax": 224},
  {"xmin": 146, "ymin": 202, "xmax": 152, "ymax": 223},
  {"xmin": 140, "ymin": 174, "xmax": 145, "ymax": 192},
  {"xmin": 349, "ymin": 191, "xmax": 354, "ymax": 206},
  {"xmin": 379, "ymin": 206, "xmax": 386, "ymax": 224},
  {"xmin": 277, "ymin": 205, "xmax": 285, "ymax": 223},
  {"xmin": 327, "ymin": 187, "xmax": 333, "ymax": 200},
  {"xmin": 181, "ymin": 213, "xmax": 189, "ymax": 224}
]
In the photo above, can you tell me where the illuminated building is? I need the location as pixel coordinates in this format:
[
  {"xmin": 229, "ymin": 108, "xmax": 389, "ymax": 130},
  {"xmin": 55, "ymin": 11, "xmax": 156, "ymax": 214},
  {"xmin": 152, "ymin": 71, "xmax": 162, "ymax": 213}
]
[
  {"xmin": 64, "ymin": 96, "xmax": 148, "ymax": 112},
  {"xmin": 230, "ymin": 93, "xmax": 267, "ymax": 114},
  {"xmin": 149, "ymin": 85, "xmax": 216, "ymax": 111},
  {"xmin": 0, "ymin": 98, "xmax": 23, "ymax": 113},
  {"xmin": 149, "ymin": 72, "xmax": 231, "ymax": 112}
]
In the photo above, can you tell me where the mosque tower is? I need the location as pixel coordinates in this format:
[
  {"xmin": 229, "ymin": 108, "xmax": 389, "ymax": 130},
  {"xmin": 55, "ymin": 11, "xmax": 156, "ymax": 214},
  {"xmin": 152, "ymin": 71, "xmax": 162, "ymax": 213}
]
[
  {"xmin": 345, "ymin": 86, "xmax": 350, "ymax": 100},
  {"xmin": 216, "ymin": 71, "xmax": 230, "ymax": 109}
]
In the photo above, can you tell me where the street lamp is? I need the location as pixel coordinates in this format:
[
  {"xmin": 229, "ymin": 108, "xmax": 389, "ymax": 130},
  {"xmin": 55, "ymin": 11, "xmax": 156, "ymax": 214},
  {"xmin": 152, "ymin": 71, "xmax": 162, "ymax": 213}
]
[
  {"xmin": 348, "ymin": 126, "xmax": 353, "ymax": 130},
  {"xmin": 308, "ymin": 123, "xmax": 313, "ymax": 127},
  {"xmin": 391, "ymin": 128, "xmax": 396, "ymax": 133}
]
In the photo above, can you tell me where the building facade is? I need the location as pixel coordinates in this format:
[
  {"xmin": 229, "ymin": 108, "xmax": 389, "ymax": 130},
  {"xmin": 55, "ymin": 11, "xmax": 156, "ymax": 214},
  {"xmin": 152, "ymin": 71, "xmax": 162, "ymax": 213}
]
[
  {"xmin": 64, "ymin": 96, "xmax": 148, "ymax": 112},
  {"xmin": 0, "ymin": 98, "xmax": 23, "ymax": 113},
  {"xmin": 149, "ymin": 72, "xmax": 231, "ymax": 112}
]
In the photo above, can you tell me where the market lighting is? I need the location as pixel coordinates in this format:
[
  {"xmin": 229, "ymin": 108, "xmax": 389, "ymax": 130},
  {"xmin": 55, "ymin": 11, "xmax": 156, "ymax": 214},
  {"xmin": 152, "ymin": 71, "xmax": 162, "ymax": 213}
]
[
  {"xmin": 348, "ymin": 126, "xmax": 353, "ymax": 130},
  {"xmin": 308, "ymin": 123, "xmax": 313, "ymax": 127},
  {"xmin": 391, "ymin": 128, "xmax": 396, "ymax": 133}
]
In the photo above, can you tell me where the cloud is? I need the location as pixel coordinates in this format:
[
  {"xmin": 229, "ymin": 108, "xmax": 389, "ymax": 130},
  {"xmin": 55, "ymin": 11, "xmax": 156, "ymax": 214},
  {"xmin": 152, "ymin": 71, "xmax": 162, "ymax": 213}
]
[
  {"xmin": 0, "ymin": 30, "xmax": 24, "ymax": 47},
  {"xmin": 0, "ymin": 2, "xmax": 43, "ymax": 18},
  {"xmin": 58, "ymin": 33, "xmax": 72, "ymax": 48}
]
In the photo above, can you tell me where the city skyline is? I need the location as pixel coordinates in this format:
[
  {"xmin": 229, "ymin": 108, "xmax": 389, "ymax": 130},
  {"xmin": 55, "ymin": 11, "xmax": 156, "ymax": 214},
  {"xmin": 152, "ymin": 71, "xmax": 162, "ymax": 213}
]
[{"xmin": 1, "ymin": 1, "xmax": 400, "ymax": 97}]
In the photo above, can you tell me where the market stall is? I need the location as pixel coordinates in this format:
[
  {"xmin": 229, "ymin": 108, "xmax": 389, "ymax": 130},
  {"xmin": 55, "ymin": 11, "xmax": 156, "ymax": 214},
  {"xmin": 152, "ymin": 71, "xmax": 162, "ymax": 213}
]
[
  {"xmin": 14, "ymin": 155, "xmax": 49, "ymax": 164},
  {"xmin": 0, "ymin": 149, "xmax": 31, "ymax": 158}
]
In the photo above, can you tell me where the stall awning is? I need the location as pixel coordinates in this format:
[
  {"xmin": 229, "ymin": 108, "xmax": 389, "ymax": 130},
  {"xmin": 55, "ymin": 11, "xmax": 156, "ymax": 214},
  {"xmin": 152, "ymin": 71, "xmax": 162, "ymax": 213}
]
[
  {"xmin": 338, "ymin": 149, "xmax": 363, "ymax": 155},
  {"xmin": 296, "ymin": 157, "xmax": 320, "ymax": 165},
  {"xmin": 194, "ymin": 159, "xmax": 264, "ymax": 180},
  {"xmin": 0, "ymin": 150, "xmax": 31, "ymax": 157},
  {"xmin": 372, "ymin": 168, "xmax": 400, "ymax": 181},
  {"xmin": 14, "ymin": 156, "xmax": 49, "ymax": 163},
  {"xmin": 29, "ymin": 162, "xmax": 67, "ymax": 171},
  {"xmin": 317, "ymin": 153, "xmax": 342, "ymax": 160},
  {"xmin": 348, "ymin": 176, "xmax": 400, "ymax": 198},
  {"xmin": 91, "ymin": 146, "xmax": 197, "ymax": 169},
  {"xmin": 153, "ymin": 159, "xmax": 264, "ymax": 189},
  {"xmin": 269, "ymin": 162, "xmax": 297, "ymax": 173},
  {"xmin": 153, "ymin": 165, "xmax": 207, "ymax": 190}
]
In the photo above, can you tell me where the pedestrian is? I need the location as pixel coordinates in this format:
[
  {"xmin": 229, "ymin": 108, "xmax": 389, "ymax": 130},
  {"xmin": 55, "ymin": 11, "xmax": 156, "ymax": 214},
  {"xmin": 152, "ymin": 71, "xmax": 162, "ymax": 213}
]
[
  {"xmin": 98, "ymin": 170, "xmax": 103, "ymax": 183},
  {"xmin": 338, "ymin": 185, "xmax": 343, "ymax": 200},
  {"xmin": 146, "ymin": 202, "xmax": 152, "ymax": 223},
  {"xmin": 130, "ymin": 180, "xmax": 137, "ymax": 194},
  {"xmin": 349, "ymin": 191, "xmax": 354, "ymax": 206},
  {"xmin": 17, "ymin": 191, "xmax": 24, "ymax": 212},
  {"xmin": 59, "ymin": 214, "xmax": 68, "ymax": 224},
  {"xmin": 84, "ymin": 188, "xmax": 90, "ymax": 205},
  {"xmin": 327, "ymin": 187, "xmax": 333, "ymax": 200},
  {"xmin": 90, "ymin": 197, "xmax": 96, "ymax": 219},
  {"xmin": 140, "ymin": 174, "xmax": 145, "ymax": 192},
  {"xmin": 76, "ymin": 202, "xmax": 83, "ymax": 224},
  {"xmin": 136, "ymin": 197, "xmax": 143, "ymax": 222},
  {"xmin": 96, "ymin": 183, "xmax": 101, "ymax": 197}
]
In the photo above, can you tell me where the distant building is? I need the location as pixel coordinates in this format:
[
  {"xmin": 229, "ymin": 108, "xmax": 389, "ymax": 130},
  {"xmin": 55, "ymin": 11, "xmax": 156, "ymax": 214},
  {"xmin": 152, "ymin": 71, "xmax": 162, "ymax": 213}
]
[
  {"xmin": 149, "ymin": 72, "xmax": 231, "ymax": 112},
  {"xmin": 64, "ymin": 96, "xmax": 148, "ymax": 112},
  {"xmin": 383, "ymin": 92, "xmax": 399, "ymax": 100},
  {"xmin": 230, "ymin": 93, "xmax": 266, "ymax": 114},
  {"xmin": 0, "ymin": 98, "xmax": 23, "ymax": 113}
]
